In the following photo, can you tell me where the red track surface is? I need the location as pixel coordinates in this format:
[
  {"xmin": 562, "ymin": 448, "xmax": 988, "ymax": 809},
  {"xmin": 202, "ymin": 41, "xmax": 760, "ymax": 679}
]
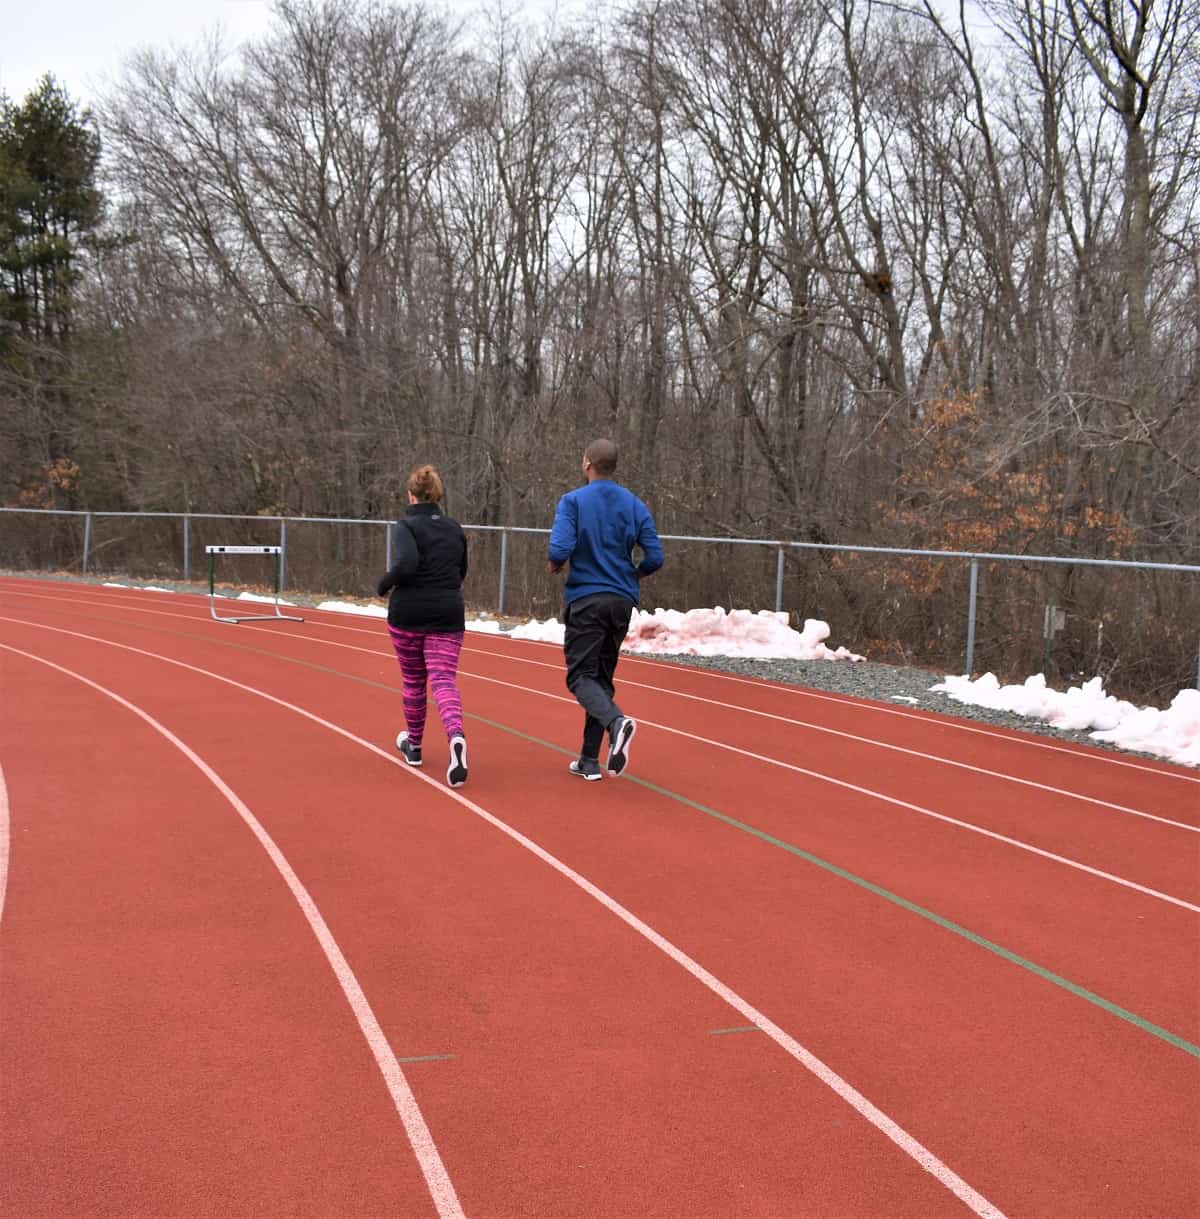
[{"xmin": 2, "ymin": 576, "xmax": 1197, "ymax": 1219}]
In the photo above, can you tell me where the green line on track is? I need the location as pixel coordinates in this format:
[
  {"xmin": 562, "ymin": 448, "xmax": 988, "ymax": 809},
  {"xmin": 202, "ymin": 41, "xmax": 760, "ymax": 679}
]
[
  {"xmin": 82, "ymin": 617, "xmax": 1200, "ymax": 1061},
  {"xmin": 465, "ymin": 713, "xmax": 1200, "ymax": 1060},
  {"xmin": 396, "ymin": 1054, "xmax": 455, "ymax": 1064},
  {"xmin": 710, "ymin": 1026, "xmax": 763, "ymax": 1036}
]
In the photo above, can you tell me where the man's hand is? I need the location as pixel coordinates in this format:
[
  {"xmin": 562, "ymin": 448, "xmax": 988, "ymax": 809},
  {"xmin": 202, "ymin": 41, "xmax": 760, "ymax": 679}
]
[{"xmin": 546, "ymin": 560, "xmax": 565, "ymax": 575}]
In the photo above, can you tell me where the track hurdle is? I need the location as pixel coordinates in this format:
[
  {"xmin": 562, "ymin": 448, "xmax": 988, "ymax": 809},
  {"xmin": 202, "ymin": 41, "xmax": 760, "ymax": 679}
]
[{"xmin": 205, "ymin": 545, "xmax": 305, "ymax": 624}]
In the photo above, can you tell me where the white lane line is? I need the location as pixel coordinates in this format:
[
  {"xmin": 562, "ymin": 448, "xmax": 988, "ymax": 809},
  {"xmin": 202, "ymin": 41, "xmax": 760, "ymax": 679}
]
[
  {"xmin": 463, "ymin": 630, "xmax": 1200, "ymax": 786},
  {"xmin": 0, "ymin": 758, "xmax": 9, "ymax": 926},
  {"xmin": 6, "ymin": 609, "xmax": 1196, "ymax": 910},
  {"xmin": 149, "ymin": 610, "xmax": 1192, "ymax": 834},
  {"xmin": 0, "ymin": 643, "xmax": 465, "ymax": 1219},
  {"xmin": 458, "ymin": 647, "xmax": 1199, "ymax": 832},
  {"xmin": 0, "ymin": 623, "xmax": 1007, "ymax": 1219},
  {"xmin": 611, "ymin": 648, "xmax": 1200, "ymax": 784},
  {"xmin": 91, "ymin": 616, "xmax": 1190, "ymax": 913},
  {"xmin": 457, "ymin": 669, "xmax": 1200, "ymax": 914},
  {"xmin": 6, "ymin": 581, "xmax": 1195, "ymax": 791},
  {"xmin": 7, "ymin": 580, "xmax": 1190, "ymax": 789}
]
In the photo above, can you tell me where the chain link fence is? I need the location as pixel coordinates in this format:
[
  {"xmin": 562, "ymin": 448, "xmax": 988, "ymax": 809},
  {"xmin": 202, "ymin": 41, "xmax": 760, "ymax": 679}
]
[{"xmin": 3, "ymin": 506, "xmax": 1197, "ymax": 701}]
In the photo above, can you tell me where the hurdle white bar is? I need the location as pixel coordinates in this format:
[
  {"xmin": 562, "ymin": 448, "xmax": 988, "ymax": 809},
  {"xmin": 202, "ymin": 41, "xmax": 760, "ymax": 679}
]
[{"xmin": 205, "ymin": 545, "xmax": 305, "ymax": 624}]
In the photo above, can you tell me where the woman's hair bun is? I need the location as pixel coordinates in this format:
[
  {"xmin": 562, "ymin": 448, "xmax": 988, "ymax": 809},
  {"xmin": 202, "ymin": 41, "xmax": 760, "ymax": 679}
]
[{"xmin": 407, "ymin": 464, "xmax": 443, "ymax": 504}]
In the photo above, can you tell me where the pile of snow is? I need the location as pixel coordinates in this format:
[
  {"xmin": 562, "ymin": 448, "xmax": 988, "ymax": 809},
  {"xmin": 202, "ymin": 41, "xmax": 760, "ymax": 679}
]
[
  {"xmin": 1093, "ymin": 691, "xmax": 1200, "ymax": 766},
  {"xmin": 623, "ymin": 608, "xmax": 864, "ymax": 660},
  {"xmin": 465, "ymin": 616, "xmax": 503, "ymax": 635},
  {"xmin": 236, "ymin": 592, "xmax": 299, "ymax": 606},
  {"xmin": 510, "ymin": 607, "xmax": 863, "ymax": 660},
  {"xmin": 932, "ymin": 673, "xmax": 1200, "ymax": 768},
  {"xmin": 510, "ymin": 617, "xmax": 566, "ymax": 643},
  {"xmin": 317, "ymin": 599, "xmax": 386, "ymax": 617}
]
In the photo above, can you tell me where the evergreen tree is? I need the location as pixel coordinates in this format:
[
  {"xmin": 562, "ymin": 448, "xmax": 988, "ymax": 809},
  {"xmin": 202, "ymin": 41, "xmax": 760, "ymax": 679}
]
[
  {"xmin": 0, "ymin": 75, "xmax": 102, "ymax": 345},
  {"xmin": 0, "ymin": 77, "xmax": 106, "ymax": 512}
]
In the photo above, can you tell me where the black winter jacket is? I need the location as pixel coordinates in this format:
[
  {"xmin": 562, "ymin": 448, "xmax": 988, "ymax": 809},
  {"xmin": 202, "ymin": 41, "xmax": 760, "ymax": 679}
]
[{"xmin": 377, "ymin": 502, "xmax": 468, "ymax": 631}]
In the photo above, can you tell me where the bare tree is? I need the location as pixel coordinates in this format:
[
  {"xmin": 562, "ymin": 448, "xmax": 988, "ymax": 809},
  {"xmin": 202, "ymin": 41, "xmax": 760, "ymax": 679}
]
[{"xmin": 102, "ymin": 0, "xmax": 461, "ymax": 515}]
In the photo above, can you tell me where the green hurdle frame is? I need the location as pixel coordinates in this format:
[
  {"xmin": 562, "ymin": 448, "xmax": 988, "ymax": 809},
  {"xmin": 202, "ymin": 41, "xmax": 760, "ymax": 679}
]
[{"xmin": 206, "ymin": 545, "xmax": 305, "ymax": 624}]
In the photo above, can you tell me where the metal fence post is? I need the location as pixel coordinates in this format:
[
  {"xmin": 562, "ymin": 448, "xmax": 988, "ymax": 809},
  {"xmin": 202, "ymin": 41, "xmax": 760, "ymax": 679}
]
[
  {"xmin": 774, "ymin": 546, "xmax": 785, "ymax": 613},
  {"xmin": 82, "ymin": 512, "xmax": 93, "ymax": 575},
  {"xmin": 965, "ymin": 558, "xmax": 979, "ymax": 675},
  {"xmin": 385, "ymin": 520, "xmax": 393, "ymax": 572},
  {"xmin": 183, "ymin": 515, "xmax": 190, "ymax": 582},
  {"xmin": 279, "ymin": 520, "xmax": 287, "ymax": 590},
  {"xmin": 498, "ymin": 530, "xmax": 509, "ymax": 617}
]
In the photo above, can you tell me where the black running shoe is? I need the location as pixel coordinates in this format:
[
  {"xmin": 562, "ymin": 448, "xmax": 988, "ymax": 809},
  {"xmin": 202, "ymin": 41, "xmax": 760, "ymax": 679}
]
[
  {"xmin": 447, "ymin": 735, "xmax": 468, "ymax": 788},
  {"xmin": 395, "ymin": 731, "xmax": 423, "ymax": 767},
  {"xmin": 568, "ymin": 757, "xmax": 603, "ymax": 781},
  {"xmin": 606, "ymin": 716, "xmax": 637, "ymax": 776}
]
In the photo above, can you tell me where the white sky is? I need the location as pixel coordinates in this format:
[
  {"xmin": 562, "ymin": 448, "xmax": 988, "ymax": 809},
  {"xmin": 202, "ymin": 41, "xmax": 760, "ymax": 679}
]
[
  {"xmin": 0, "ymin": 0, "xmax": 591, "ymax": 108},
  {"xmin": 2, "ymin": 0, "xmax": 992, "ymax": 110},
  {"xmin": 2, "ymin": 1, "xmax": 273, "ymax": 106}
]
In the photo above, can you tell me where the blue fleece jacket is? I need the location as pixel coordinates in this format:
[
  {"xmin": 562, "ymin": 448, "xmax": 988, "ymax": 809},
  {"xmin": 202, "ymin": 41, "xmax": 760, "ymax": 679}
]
[{"xmin": 548, "ymin": 479, "xmax": 664, "ymax": 605}]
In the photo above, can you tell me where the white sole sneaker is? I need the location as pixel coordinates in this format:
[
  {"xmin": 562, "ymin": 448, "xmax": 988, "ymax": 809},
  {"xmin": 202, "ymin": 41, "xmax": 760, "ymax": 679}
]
[
  {"xmin": 447, "ymin": 735, "xmax": 468, "ymax": 787},
  {"xmin": 568, "ymin": 759, "xmax": 603, "ymax": 781},
  {"xmin": 395, "ymin": 731, "xmax": 423, "ymax": 767},
  {"xmin": 606, "ymin": 717, "xmax": 636, "ymax": 776}
]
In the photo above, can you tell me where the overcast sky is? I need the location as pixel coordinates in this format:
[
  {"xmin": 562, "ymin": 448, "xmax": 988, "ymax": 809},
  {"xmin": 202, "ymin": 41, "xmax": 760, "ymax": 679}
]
[
  {"xmin": 2, "ymin": 1, "xmax": 269, "ymax": 106},
  {"xmin": 2, "ymin": 0, "xmax": 994, "ymax": 111},
  {"xmin": 0, "ymin": 1, "xmax": 584, "ymax": 108}
]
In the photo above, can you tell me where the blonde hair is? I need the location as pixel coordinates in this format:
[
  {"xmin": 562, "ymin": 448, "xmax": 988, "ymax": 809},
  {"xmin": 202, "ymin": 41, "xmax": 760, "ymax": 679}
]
[{"xmin": 407, "ymin": 464, "xmax": 444, "ymax": 504}]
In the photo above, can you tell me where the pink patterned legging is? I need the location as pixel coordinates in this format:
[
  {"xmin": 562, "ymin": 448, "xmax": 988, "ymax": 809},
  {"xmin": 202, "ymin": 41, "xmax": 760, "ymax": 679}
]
[{"xmin": 386, "ymin": 627, "xmax": 465, "ymax": 746}]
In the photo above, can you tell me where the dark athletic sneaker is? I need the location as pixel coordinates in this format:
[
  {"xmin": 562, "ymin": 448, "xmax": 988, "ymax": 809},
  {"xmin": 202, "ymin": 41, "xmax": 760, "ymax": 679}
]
[
  {"xmin": 395, "ymin": 731, "xmax": 423, "ymax": 767},
  {"xmin": 606, "ymin": 717, "xmax": 637, "ymax": 776},
  {"xmin": 569, "ymin": 757, "xmax": 603, "ymax": 782},
  {"xmin": 447, "ymin": 735, "xmax": 468, "ymax": 788}
]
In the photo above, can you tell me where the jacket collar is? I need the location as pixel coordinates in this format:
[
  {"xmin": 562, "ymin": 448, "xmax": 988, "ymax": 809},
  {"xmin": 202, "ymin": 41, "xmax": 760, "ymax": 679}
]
[{"xmin": 406, "ymin": 501, "xmax": 441, "ymax": 517}]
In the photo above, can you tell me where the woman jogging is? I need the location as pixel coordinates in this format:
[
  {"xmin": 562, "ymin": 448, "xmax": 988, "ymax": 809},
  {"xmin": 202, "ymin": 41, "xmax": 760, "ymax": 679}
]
[{"xmin": 377, "ymin": 464, "xmax": 470, "ymax": 788}]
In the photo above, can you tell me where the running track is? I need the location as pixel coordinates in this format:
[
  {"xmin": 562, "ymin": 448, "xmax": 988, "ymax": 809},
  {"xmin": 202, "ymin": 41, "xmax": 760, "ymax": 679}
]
[{"xmin": 1, "ymin": 575, "xmax": 1197, "ymax": 1219}]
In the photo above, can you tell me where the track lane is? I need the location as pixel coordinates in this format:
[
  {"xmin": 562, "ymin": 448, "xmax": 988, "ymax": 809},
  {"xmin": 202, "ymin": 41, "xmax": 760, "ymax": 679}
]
[
  {"xmin": 0, "ymin": 646, "xmax": 446, "ymax": 1219},
  {"xmin": 458, "ymin": 644, "xmax": 1200, "ymax": 902},
  {"xmin": 459, "ymin": 634, "xmax": 1200, "ymax": 820},
  {"xmin": 452, "ymin": 660, "xmax": 1200, "ymax": 1042},
  {"xmin": 3, "ymin": 606, "xmax": 1197, "ymax": 1217},
  {"xmin": 575, "ymin": 642, "xmax": 1200, "ymax": 796},
  {"xmin": 7, "ymin": 578, "xmax": 1194, "ymax": 825},
  {"xmin": 7, "ymin": 584, "xmax": 1192, "ymax": 896},
  {"xmin": 599, "ymin": 660, "xmax": 1199, "ymax": 826},
  {"xmin": 6, "ymin": 599, "xmax": 1196, "ymax": 1040},
  {"xmin": 0, "ymin": 620, "xmax": 996, "ymax": 1219}
]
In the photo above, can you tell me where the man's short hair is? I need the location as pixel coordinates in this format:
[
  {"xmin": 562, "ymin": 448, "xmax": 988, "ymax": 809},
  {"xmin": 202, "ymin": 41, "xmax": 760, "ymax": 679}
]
[{"xmin": 585, "ymin": 439, "xmax": 619, "ymax": 476}]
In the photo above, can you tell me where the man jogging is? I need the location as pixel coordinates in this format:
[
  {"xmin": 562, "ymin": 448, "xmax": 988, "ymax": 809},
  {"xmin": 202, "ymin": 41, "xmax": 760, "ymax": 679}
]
[{"xmin": 547, "ymin": 439, "xmax": 664, "ymax": 780}]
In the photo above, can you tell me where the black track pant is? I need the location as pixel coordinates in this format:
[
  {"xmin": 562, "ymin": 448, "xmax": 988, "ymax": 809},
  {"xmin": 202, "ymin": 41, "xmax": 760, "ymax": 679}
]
[{"xmin": 563, "ymin": 592, "xmax": 635, "ymax": 760}]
